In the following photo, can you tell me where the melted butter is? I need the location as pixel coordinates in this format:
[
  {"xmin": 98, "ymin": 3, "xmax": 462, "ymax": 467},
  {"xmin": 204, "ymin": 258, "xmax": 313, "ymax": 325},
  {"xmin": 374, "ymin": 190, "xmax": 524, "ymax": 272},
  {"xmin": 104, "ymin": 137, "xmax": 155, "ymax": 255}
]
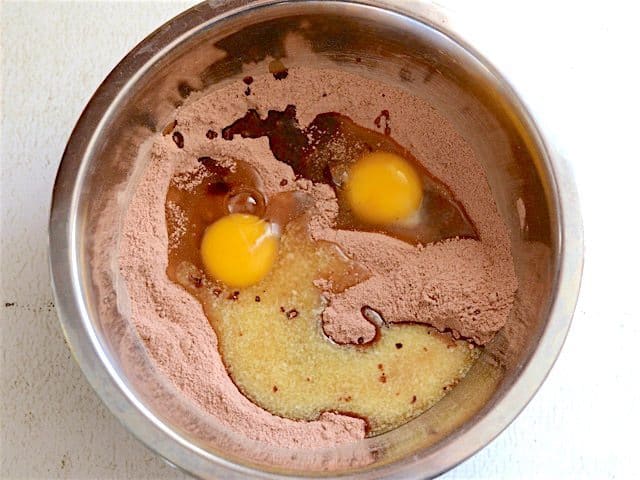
[{"xmin": 172, "ymin": 220, "xmax": 478, "ymax": 435}]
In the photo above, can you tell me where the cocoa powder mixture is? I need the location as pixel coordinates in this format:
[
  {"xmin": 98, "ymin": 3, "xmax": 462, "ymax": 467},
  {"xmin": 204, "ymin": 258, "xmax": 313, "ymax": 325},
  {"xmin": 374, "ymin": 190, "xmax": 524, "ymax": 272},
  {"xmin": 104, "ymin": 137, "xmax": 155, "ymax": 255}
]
[{"xmin": 118, "ymin": 67, "xmax": 517, "ymax": 449}]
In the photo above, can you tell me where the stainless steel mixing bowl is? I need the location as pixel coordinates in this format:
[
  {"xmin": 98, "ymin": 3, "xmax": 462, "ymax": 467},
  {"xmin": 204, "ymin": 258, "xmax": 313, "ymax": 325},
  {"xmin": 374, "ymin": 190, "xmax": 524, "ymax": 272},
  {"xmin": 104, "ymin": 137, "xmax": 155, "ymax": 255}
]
[{"xmin": 49, "ymin": 1, "xmax": 583, "ymax": 478}]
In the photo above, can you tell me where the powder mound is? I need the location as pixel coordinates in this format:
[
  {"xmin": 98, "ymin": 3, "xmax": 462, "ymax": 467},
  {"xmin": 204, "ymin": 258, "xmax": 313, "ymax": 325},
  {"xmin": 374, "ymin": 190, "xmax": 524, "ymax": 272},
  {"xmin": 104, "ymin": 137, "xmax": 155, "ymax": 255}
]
[{"xmin": 314, "ymin": 230, "xmax": 513, "ymax": 345}]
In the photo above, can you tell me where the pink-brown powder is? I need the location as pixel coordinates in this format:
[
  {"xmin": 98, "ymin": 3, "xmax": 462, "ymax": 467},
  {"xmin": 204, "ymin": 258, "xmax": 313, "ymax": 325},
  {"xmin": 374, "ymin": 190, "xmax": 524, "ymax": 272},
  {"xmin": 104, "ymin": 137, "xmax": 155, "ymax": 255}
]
[
  {"xmin": 117, "ymin": 66, "xmax": 517, "ymax": 450},
  {"xmin": 315, "ymin": 230, "xmax": 513, "ymax": 345}
]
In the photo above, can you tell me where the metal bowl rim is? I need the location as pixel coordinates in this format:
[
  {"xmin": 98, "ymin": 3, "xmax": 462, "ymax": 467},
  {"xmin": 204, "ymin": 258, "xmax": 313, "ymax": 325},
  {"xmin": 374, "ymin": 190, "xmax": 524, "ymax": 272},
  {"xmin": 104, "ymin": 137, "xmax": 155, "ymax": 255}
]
[{"xmin": 48, "ymin": 1, "xmax": 584, "ymax": 478}]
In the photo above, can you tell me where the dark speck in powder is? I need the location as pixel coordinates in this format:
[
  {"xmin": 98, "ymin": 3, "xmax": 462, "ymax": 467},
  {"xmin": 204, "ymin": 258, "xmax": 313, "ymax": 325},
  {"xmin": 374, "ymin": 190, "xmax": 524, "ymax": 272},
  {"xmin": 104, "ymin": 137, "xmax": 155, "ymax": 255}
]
[{"xmin": 172, "ymin": 131, "xmax": 184, "ymax": 148}]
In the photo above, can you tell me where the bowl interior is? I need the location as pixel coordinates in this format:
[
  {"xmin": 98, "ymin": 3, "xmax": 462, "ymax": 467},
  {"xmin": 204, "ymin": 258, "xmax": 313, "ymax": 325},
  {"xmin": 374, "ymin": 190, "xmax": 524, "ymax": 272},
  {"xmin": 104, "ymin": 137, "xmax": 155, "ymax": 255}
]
[{"xmin": 63, "ymin": 1, "xmax": 558, "ymax": 477}]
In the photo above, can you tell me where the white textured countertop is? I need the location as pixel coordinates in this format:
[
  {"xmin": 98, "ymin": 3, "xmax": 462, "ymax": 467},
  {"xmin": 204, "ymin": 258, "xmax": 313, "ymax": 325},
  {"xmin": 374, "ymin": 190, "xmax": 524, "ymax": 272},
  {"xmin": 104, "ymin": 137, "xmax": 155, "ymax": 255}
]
[{"xmin": 1, "ymin": 1, "xmax": 638, "ymax": 478}]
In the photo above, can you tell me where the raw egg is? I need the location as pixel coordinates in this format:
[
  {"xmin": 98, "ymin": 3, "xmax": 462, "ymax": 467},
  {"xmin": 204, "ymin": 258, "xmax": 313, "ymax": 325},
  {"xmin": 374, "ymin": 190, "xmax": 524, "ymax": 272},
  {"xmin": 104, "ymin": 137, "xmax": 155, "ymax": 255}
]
[
  {"xmin": 345, "ymin": 151, "xmax": 423, "ymax": 225},
  {"xmin": 201, "ymin": 213, "xmax": 278, "ymax": 288}
]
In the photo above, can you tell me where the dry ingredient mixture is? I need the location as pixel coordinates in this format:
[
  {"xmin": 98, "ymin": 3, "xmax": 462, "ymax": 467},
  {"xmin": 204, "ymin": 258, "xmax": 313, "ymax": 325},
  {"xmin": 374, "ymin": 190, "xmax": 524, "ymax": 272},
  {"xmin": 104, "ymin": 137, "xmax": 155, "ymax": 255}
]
[{"xmin": 119, "ymin": 66, "xmax": 517, "ymax": 448}]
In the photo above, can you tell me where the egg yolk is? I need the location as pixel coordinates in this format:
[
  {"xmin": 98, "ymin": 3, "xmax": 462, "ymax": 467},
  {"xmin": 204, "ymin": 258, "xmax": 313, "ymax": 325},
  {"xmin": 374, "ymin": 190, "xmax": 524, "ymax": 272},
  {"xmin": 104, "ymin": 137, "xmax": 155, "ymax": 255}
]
[
  {"xmin": 345, "ymin": 151, "xmax": 423, "ymax": 225},
  {"xmin": 200, "ymin": 213, "xmax": 278, "ymax": 288}
]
